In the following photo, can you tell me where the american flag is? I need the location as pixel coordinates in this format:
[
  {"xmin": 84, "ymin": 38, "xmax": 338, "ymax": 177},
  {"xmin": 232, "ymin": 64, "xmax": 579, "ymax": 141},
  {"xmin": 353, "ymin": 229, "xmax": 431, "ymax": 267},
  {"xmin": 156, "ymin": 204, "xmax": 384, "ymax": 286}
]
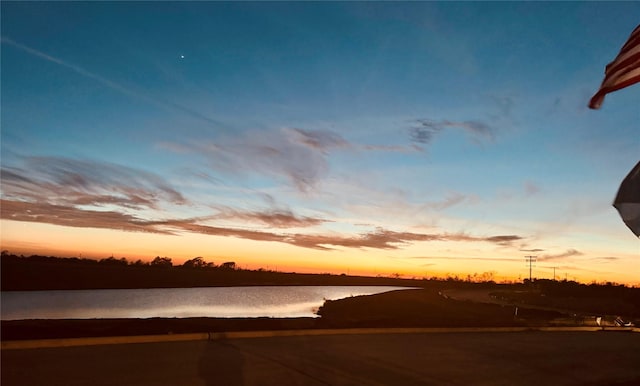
[{"xmin": 589, "ymin": 24, "xmax": 640, "ymax": 109}]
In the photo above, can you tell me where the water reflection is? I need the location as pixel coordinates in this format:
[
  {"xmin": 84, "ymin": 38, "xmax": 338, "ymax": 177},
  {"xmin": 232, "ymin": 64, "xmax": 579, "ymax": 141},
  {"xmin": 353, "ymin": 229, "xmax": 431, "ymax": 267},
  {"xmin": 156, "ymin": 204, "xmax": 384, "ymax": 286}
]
[{"xmin": 1, "ymin": 286, "xmax": 408, "ymax": 320}]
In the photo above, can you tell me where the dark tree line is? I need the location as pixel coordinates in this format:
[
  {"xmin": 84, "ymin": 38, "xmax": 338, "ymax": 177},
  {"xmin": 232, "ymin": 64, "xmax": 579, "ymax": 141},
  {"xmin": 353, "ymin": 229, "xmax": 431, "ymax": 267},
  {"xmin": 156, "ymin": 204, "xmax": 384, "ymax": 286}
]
[{"xmin": 0, "ymin": 251, "xmax": 235, "ymax": 271}]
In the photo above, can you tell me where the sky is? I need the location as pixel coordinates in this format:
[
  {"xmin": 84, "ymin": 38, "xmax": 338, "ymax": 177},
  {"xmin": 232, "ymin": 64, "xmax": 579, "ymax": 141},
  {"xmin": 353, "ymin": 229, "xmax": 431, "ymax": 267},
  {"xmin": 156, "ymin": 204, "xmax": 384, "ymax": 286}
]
[{"xmin": 1, "ymin": 2, "xmax": 639, "ymax": 284}]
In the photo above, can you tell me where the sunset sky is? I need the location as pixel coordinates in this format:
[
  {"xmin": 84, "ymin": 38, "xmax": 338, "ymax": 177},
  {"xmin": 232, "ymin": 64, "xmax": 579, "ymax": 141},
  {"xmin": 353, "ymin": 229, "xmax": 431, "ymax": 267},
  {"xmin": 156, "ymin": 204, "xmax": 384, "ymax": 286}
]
[{"xmin": 1, "ymin": 2, "xmax": 638, "ymax": 284}]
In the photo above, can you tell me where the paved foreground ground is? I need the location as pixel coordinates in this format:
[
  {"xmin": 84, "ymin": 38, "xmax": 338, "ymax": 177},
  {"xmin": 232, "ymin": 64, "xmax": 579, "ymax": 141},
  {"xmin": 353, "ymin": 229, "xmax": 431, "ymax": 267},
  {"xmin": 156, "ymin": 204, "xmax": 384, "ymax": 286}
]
[{"xmin": 3, "ymin": 331, "xmax": 639, "ymax": 386}]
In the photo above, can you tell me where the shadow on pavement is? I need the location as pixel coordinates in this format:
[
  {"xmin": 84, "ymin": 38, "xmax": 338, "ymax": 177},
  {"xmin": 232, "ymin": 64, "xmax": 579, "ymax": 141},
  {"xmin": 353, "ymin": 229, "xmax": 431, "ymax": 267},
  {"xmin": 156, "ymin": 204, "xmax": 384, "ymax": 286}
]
[{"xmin": 199, "ymin": 340, "xmax": 245, "ymax": 386}]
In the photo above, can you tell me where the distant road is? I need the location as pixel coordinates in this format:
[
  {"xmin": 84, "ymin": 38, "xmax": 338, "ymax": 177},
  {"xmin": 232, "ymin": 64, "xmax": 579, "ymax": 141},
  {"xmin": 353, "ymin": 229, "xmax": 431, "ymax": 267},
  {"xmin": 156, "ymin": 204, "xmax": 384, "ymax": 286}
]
[
  {"xmin": 443, "ymin": 289, "xmax": 604, "ymax": 320},
  {"xmin": 3, "ymin": 331, "xmax": 639, "ymax": 386}
]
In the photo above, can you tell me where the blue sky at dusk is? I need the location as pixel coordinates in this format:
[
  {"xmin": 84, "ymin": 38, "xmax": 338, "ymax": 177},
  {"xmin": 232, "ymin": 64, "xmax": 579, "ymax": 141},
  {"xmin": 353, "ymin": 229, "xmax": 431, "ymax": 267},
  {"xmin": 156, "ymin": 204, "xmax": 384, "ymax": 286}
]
[{"xmin": 1, "ymin": 2, "xmax": 638, "ymax": 283}]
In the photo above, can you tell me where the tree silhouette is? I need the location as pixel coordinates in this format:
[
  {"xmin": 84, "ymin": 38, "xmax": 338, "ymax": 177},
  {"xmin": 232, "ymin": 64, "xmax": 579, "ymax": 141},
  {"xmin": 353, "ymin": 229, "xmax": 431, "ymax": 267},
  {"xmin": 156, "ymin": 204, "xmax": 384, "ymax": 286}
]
[
  {"xmin": 220, "ymin": 261, "xmax": 236, "ymax": 270},
  {"xmin": 182, "ymin": 256, "xmax": 211, "ymax": 268},
  {"xmin": 99, "ymin": 256, "xmax": 128, "ymax": 266},
  {"xmin": 150, "ymin": 256, "xmax": 173, "ymax": 268}
]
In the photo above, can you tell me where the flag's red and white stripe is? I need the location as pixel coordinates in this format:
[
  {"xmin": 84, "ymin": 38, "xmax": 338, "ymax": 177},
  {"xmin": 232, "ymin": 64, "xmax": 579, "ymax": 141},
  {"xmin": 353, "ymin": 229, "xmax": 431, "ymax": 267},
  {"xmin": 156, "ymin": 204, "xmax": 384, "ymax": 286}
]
[{"xmin": 589, "ymin": 24, "xmax": 640, "ymax": 109}]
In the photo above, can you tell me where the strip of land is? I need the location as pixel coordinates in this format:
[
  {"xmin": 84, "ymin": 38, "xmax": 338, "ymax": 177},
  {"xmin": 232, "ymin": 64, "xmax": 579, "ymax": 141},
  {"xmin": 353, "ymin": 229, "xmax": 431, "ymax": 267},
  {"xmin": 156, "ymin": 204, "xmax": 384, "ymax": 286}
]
[
  {"xmin": 5, "ymin": 287, "xmax": 637, "ymax": 341},
  {"xmin": 1, "ymin": 253, "xmax": 425, "ymax": 291},
  {"xmin": 2, "ymin": 255, "xmax": 639, "ymax": 342}
]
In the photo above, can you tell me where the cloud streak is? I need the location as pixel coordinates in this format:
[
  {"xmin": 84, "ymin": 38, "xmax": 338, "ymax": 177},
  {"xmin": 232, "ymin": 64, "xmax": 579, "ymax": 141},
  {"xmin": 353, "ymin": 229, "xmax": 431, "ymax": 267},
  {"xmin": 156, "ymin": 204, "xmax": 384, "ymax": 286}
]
[
  {"xmin": 590, "ymin": 256, "xmax": 619, "ymax": 261},
  {"xmin": 187, "ymin": 128, "xmax": 347, "ymax": 192},
  {"xmin": 1, "ymin": 198, "xmax": 525, "ymax": 251},
  {"xmin": 539, "ymin": 249, "xmax": 583, "ymax": 261},
  {"xmin": 1, "ymin": 156, "xmax": 186, "ymax": 210},
  {"xmin": 409, "ymin": 118, "xmax": 495, "ymax": 146},
  {"xmin": 163, "ymin": 224, "xmax": 525, "ymax": 251},
  {"xmin": 1, "ymin": 200, "xmax": 174, "ymax": 234},
  {"xmin": 161, "ymin": 127, "xmax": 416, "ymax": 192},
  {"xmin": 156, "ymin": 114, "xmax": 443, "ymax": 196},
  {"xmin": 286, "ymin": 229, "xmax": 523, "ymax": 250},
  {"xmin": 425, "ymin": 192, "xmax": 471, "ymax": 211},
  {"xmin": 288, "ymin": 128, "xmax": 350, "ymax": 152},
  {"xmin": 211, "ymin": 207, "xmax": 327, "ymax": 229}
]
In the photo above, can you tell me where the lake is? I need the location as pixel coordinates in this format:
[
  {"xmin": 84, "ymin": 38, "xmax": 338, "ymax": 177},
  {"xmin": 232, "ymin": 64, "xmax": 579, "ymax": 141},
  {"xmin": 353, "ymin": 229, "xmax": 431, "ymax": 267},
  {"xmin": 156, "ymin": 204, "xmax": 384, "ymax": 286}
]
[{"xmin": 0, "ymin": 286, "xmax": 410, "ymax": 320}]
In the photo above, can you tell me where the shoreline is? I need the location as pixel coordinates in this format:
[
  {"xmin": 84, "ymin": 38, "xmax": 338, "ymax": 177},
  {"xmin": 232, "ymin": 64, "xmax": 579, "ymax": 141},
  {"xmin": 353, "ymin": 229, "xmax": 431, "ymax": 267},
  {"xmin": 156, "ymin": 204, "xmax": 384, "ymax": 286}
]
[
  {"xmin": 0, "ymin": 288, "xmax": 563, "ymax": 341},
  {"xmin": 3, "ymin": 286, "xmax": 638, "ymax": 341}
]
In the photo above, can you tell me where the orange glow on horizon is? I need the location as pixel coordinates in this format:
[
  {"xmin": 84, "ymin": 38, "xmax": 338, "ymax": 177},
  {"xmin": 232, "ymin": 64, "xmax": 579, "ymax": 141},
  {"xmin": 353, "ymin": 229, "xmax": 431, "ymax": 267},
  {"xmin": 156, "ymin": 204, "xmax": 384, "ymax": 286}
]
[{"xmin": 2, "ymin": 219, "xmax": 638, "ymax": 286}]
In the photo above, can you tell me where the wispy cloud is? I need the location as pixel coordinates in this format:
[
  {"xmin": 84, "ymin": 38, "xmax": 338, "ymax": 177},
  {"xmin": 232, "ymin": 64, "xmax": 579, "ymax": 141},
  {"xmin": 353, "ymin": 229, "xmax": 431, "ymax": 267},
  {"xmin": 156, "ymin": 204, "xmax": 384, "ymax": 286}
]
[
  {"xmin": 283, "ymin": 229, "xmax": 524, "ymax": 250},
  {"xmin": 425, "ymin": 192, "xmax": 470, "ymax": 211},
  {"xmin": 484, "ymin": 235, "xmax": 523, "ymax": 246},
  {"xmin": 161, "ymin": 127, "xmax": 417, "ymax": 192},
  {"xmin": 1, "ymin": 156, "xmax": 186, "ymax": 210},
  {"xmin": 539, "ymin": 249, "xmax": 583, "ymax": 261},
  {"xmin": 1, "ymin": 200, "xmax": 174, "ymax": 234},
  {"xmin": 590, "ymin": 256, "xmax": 619, "ymax": 261},
  {"xmin": 524, "ymin": 181, "xmax": 541, "ymax": 196},
  {"xmin": 409, "ymin": 121, "xmax": 442, "ymax": 145},
  {"xmin": 169, "ymin": 128, "xmax": 346, "ymax": 192},
  {"xmin": 286, "ymin": 229, "xmax": 435, "ymax": 250},
  {"xmin": 0, "ymin": 198, "xmax": 525, "ymax": 251},
  {"xmin": 211, "ymin": 207, "xmax": 327, "ymax": 229},
  {"xmin": 409, "ymin": 118, "xmax": 496, "ymax": 146},
  {"xmin": 362, "ymin": 144, "xmax": 423, "ymax": 153},
  {"xmin": 160, "ymin": 220, "xmax": 286, "ymax": 244},
  {"xmin": 288, "ymin": 128, "xmax": 350, "ymax": 152}
]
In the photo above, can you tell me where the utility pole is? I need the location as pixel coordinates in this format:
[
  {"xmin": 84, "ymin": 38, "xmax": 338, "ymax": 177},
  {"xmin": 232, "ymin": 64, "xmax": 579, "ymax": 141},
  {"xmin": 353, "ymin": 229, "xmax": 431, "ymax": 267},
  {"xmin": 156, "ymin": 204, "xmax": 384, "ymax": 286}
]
[
  {"xmin": 525, "ymin": 256, "xmax": 537, "ymax": 283},
  {"xmin": 551, "ymin": 266, "xmax": 558, "ymax": 281}
]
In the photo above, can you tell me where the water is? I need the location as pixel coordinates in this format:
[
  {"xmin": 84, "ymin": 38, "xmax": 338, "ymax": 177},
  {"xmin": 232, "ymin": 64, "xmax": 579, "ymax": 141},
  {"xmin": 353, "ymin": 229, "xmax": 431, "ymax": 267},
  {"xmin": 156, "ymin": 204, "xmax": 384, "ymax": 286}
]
[{"xmin": 0, "ymin": 286, "xmax": 409, "ymax": 320}]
